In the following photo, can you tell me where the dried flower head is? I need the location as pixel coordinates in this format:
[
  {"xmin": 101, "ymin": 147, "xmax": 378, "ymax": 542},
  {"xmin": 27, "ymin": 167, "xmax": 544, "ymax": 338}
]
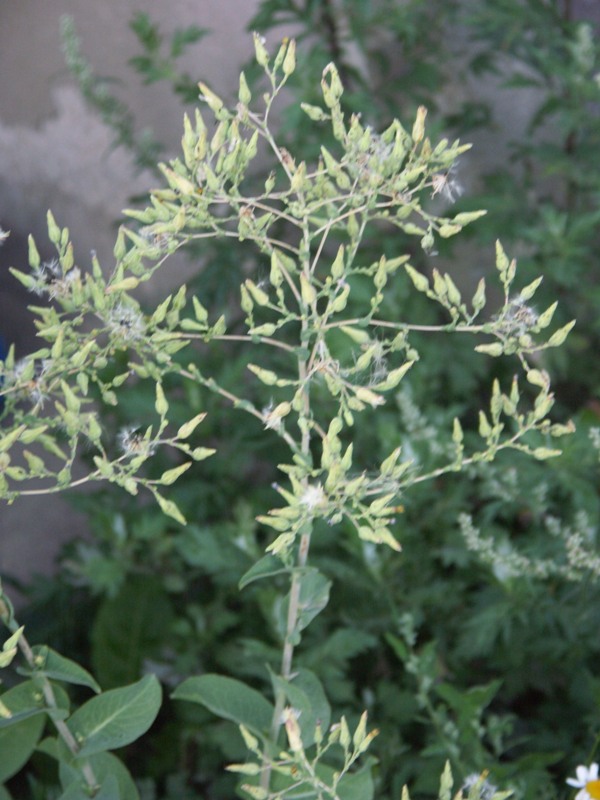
[
  {"xmin": 7, "ymin": 358, "xmax": 52, "ymax": 407},
  {"xmin": 30, "ymin": 259, "xmax": 81, "ymax": 300},
  {"xmin": 118, "ymin": 426, "xmax": 155, "ymax": 459},
  {"xmin": 431, "ymin": 163, "xmax": 463, "ymax": 204},
  {"xmin": 106, "ymin": 304, "xmax": 146, "ymax": 343},
  {"xmin": 497, "ymin": 296, "xmax": 538, "ymax": 337},
  {"xmin": 140, "ymin": 226, "xmax": 171, "ymax": 253}
]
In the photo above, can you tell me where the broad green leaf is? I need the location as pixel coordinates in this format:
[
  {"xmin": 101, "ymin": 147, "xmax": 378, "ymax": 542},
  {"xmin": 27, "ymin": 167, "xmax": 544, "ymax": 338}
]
[
  {"xmin": 58, "ymin": 782, "xmax": 98, "ymax": 800},
  {"xmin": 67, "ymin": 675, "xmax": 162, "ymax": 758},
  {"xmin": 58, "ymin": 774, "xmax": 121, "ymax": 800},
  {"xmin": 436, "ymin": 679, "xmax": 502, "ymax": 716},
  {"xmin": 0, "ymin": 682, "xmax": 46, "ymax": 782},
  {"xmin": 336, "ymin": 760, "xmax": 375, "ymax": 799},
  {"xmin": 59, "ymin": 751, "xmax": 139, "ymax": 800},
  {"xmin": 31, "ymin": 646, "xmax": 100, "ymax": 693},
  {"xmin": 91, "ymin": 576, "xmax": 175, "ymax": 688},
  {"xmin": 385, "ymin": 632, "xmax": 408, "ymax": 662},
  {"xmin": 270, "ymin": 667, "xmax": 330, "ymax": 746},
  {"xmin": 172, "ymin": 674, "xmax": 274, "ymax": 735}
]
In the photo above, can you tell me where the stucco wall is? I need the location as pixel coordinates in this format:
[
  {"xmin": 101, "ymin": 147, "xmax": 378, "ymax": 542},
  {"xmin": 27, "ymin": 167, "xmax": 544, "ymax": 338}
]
[{"xmin": 0, "ymin": 0, "xmax": 262, "ymax": 589}]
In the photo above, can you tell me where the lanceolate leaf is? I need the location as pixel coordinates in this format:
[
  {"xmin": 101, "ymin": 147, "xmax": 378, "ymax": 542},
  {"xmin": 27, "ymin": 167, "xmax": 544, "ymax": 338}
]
[
  {"xmin": 239, "ymin": 554, "xmax": 288, "ymax": 589},
  {"xmin": 59, "ymin": 751, "xmax": 139, "ymax": 800},
  {"xmin": 67, "ymin": 675, "xmax": 162, "ymax": 758},
  {"xmin": 0, "ymin": 682, "xmax": 46, "ymax": 783},
  {"xmin": 270, "ymin": 667, "xmax": 330, "ymax": 746},
  {"xmin": 172, "ymin": 674, "xmax": 274, "ymax": 735},
  {"xmin": 31, "ymin": 645, "xmax": 100, "ymax": 693}
]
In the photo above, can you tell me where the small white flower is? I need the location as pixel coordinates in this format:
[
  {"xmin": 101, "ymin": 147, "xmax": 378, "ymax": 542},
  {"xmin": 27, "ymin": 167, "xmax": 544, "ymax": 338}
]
[
  {"xmin": 0, "ymin": 228, "xmax": 9, "ymax": 245},
  {"xmin": 300, "ymin": 483, "xmax": 326, "ymax": 511},
  {"xmin": 567, "ymin": 763, "xmax": 600, "ymax": 800}
]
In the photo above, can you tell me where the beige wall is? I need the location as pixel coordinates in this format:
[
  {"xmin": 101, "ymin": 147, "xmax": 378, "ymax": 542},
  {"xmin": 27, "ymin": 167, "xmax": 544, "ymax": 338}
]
[
  {"xmin": 0, "ymin": 0, "xmax": 264, "ymax": 588},
  {"xmin": 0, "ymin": 0, "xmax": 262, "ymax": 256}
]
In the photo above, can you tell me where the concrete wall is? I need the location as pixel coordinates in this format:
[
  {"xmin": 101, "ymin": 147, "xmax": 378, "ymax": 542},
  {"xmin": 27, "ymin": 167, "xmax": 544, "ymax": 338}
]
[{"xmin": 0, "ymin": 0, "xmax": 262, "ymax": 589}]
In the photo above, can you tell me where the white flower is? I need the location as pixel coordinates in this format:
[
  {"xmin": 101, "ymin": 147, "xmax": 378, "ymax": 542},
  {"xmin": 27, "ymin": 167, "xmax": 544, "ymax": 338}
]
[
  {"xmin": 300, "ymin": 483, "xmax": 326, "ymax": 511},
  {"xmin": 567, "ymin": 763, "xmax": 600, "ymax": 800}
]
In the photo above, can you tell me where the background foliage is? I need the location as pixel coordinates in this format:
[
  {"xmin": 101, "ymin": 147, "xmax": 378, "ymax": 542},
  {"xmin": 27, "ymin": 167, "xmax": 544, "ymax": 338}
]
[{"xmin": 1, "ymin": 1, "xmax": 600, "ymax": 799}]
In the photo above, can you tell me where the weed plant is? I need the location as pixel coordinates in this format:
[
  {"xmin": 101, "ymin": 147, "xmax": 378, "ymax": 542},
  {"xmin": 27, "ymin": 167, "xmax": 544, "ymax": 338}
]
[{"xmin": 1, "ymin": 3, "xmax": 600, "ymax": 799}]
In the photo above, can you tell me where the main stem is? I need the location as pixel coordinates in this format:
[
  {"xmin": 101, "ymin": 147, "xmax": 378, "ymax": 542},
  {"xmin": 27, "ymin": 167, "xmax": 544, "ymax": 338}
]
[{"xmin": 261, "ymin": 306, "xmax": 314, "ymax": 795}]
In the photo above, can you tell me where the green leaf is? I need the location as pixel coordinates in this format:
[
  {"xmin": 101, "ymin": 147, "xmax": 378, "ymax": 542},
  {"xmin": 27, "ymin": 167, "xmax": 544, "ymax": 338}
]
[
  {"xmin": 59, "ymin": 751, "xmax": 139, "ymax": 800},
  {"xmin": 172, "ymin": 674, "xmax": 274, "ymax": 735},
  {"xmin": 239, "ymin": 554, "xmax": 288, "ymax": 589},
  {"xmin": 284, "ymin": 568, "xmax": 331, "ymax": 634},
  {"xmin": 67, "ymin": 675, "xmax": 162, "ymax": 758},
  {"xmin": 58, "ymin": 774, "xmax": 121, "ymax": 800},
  {"xmin": 31, "ymin": 646, "xmax": 100, "ymax": 693},
  {"xmin": 0, "ymin": 682, "xmax": 46, "ymax": 782},
  {"xmin": 270, "ymin": 668, "xmax": 331, "ymax": 747},
  {"xmin": 337, "ymin": 762, "xmax": 375, "ymax": 800},
  {"xmin": 91, "ymin": 576, "xmax": 175, "ymax": 689}
]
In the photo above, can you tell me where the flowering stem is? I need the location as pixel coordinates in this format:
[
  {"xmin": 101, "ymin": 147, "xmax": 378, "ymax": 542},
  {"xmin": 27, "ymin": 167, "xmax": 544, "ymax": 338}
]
[{"xmin": 261, "ymin": 319, "xmax": 314, "ymax": 795}]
